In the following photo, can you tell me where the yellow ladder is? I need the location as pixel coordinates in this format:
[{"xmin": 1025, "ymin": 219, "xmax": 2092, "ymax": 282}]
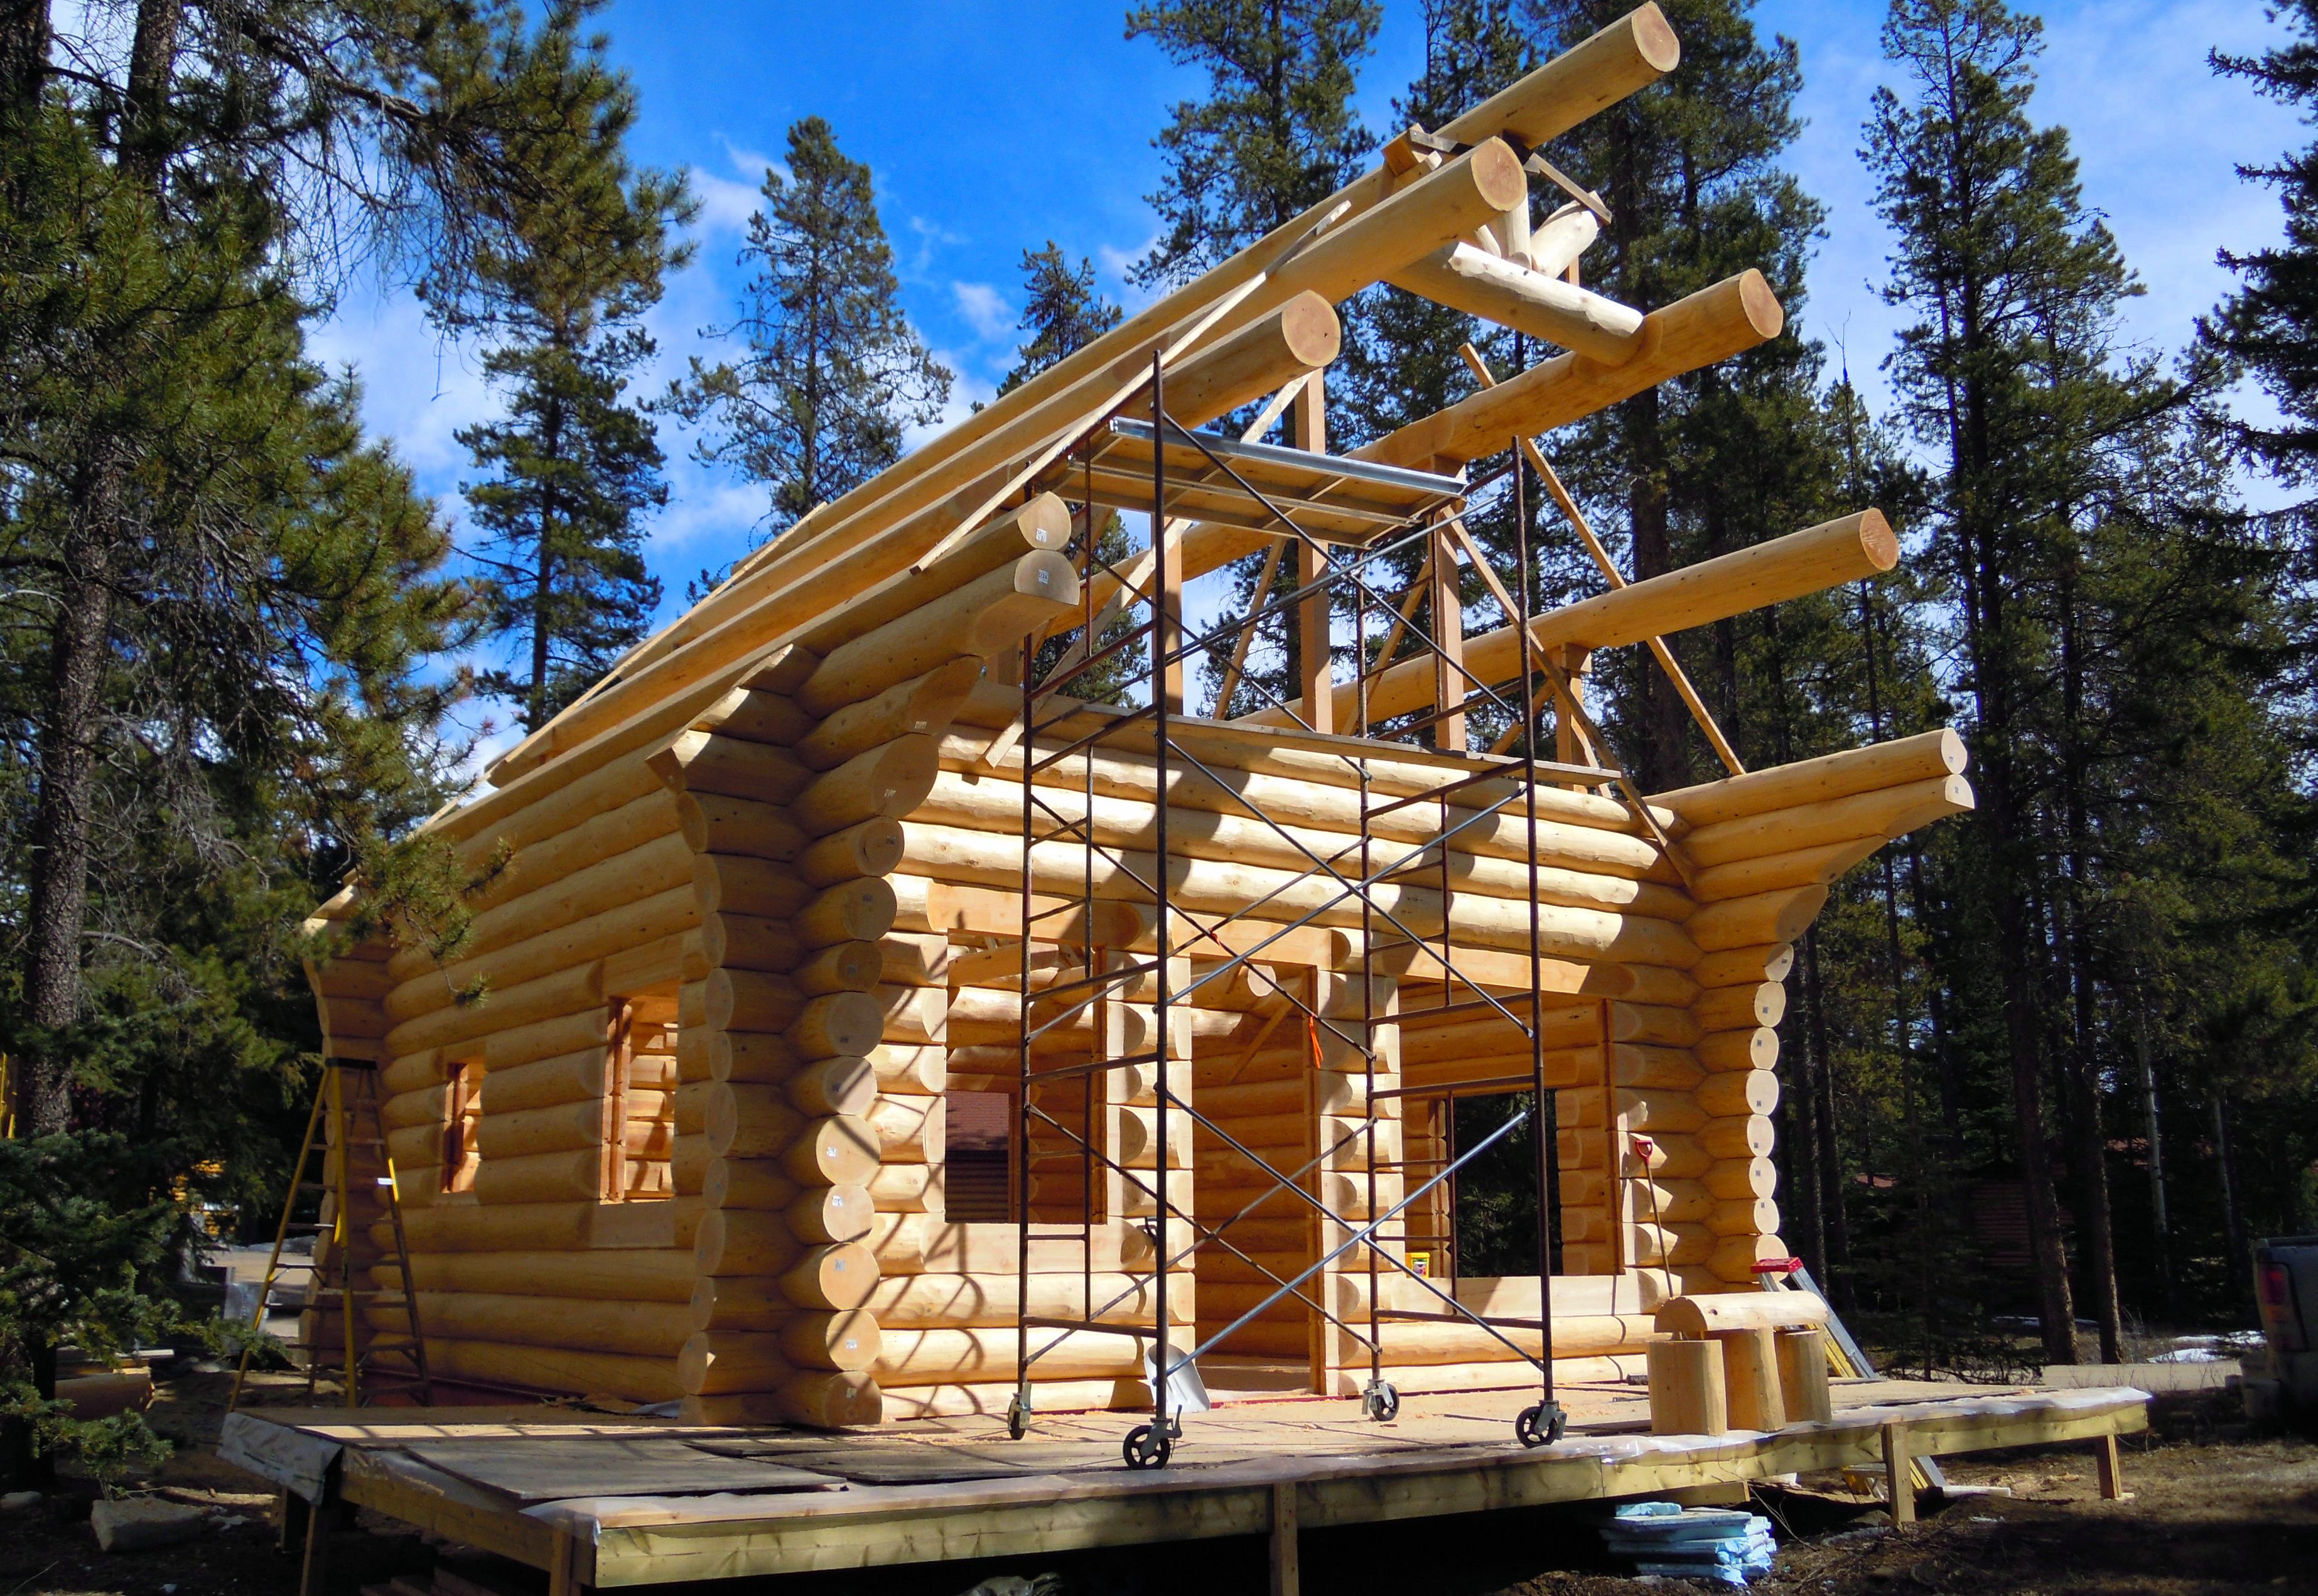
[{"xmin": 229, "ymin": 1060, "xmax": 430, "ymax": 1410}]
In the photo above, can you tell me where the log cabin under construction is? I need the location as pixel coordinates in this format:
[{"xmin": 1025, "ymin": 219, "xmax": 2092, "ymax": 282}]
[{"xmin": 294, "ymin": 4, "xmax": 1975, "ymax": 1445}]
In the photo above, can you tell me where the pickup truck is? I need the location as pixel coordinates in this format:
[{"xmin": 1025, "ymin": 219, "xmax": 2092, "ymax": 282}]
[{"xmin": 2250, "ymin": 1234, "xmax": 2318, "ymax": 1426}]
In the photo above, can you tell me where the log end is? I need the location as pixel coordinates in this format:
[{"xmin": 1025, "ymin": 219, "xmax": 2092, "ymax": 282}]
[
  {"xmin": 1468, "ymin": 137, "xmax": 1531, "ymax": 215},
  {"xmin": 1936, "ymin": 726, "xmax": 1970, "ymax": 777},
  {"xmin": 1857, "ymin": 507, "xmax": 1899, "ymax": 573},
  {"xmin": 1735, "ymin": 267, "xmax": 1785, "ymax": 343},
  {"xmin": 1632, "ymin": 3, "xmax": 1683, "ymax": 73},
  {"xmin": 1278, "ymin": 289, "xmax": 1345, "ymax": 369}
]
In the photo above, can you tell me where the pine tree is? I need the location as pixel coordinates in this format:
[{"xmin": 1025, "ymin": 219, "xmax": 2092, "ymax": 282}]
[
  {"xmin": 1000, "ymin": 244, "xmax": 1122, "ymax": 398},
  {"xmin": 1865, "ymin": 0, "xmax": 2169, "ymax": 1362},
  {"xmin": 1126, "ymin": 0, "xmax": 1381, "ymax": 289},
  {"xmin": 445, "ymin": 4, "xmax": 689, "ymax": 732},
  {"xmin": 2211, "ymin": 1, "xmax": 2318, "ymax": 517},
  {"xmin": 667, "ymin": 117, "xmax": 951, "ymax": 542}
]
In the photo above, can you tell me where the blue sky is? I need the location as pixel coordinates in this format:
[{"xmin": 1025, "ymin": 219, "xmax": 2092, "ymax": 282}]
[{"xmin": 308, "ymin": 0, "xmax": 2309, "ymax": 752}]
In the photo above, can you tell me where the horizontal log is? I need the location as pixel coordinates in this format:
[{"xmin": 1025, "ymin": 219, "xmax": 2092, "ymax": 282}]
[
  {"xmin": 786, "ymin": 1055, "xmax": 878, "ymax": 1118},
  {"xmin": 1695, "ymin": 1069, "xmax": 1779, "ymax": 1118},
  {"xmin": 699, "ymin": 684, "xmax": 812, "ymax": 747},
  {"xmin": 1695, "ymin": 1114, "xmax": 1775, "ymax": 1161},
  {"xmin": 875, "ymin": 1326, "xmax": 1146, "ymax": 1387},
  {"xmin": 419, "ymin": 1336, "xmax": 680, "ymax": 1405},
  {"xmin": 1389, "ymin": 242, "xmax": 1642, "ymax": 361},
  {"xmin": 1695, "ymin": 1027, "xmax": 1778, "ymax": 1074},
  {"xmin": 1362, "ymin": 267, "xmax": 1781, "ymax": 469},
  {"xmin": 794, "ymin": 736, "xmax": 941, "ymax": 838},
  {"xmin": 1658, "ymin": 728, "xmax": 1968, "ymax": 829},
  {"xmin": 379, "ymin": 1293, "xmax": 690, "ymax": 1358},
  {"xmin": 485, "ymin": 1007, "xmax": 615, "ymax": 1072},
  {"xmin": 679, "ymin": 1372, "xmax": 882, "ymax": 1428},
  {"xmin": 1261, "ymin": 509, "xmax": 1895, "ymax": 732},
  {"xmin": 675, "ymin": 790, "xmax": 806, "ymax": 861},
  {"xmin": 471, "ymin": 1147, "xmax": 601, "ymax": 1205},
  {"xmin": 799, "ymin": 553, "xmax": 1084, "ymax": 716},
  {"xmin": 899, "ymin": 821, "xmax": 1696, "ymax": 966},
  {"xmin": 798, "ymin": 657, "xmax": 988, "ymax": 773},
  {"xmin": 1692, "ymin": 983, "xmax": 1784, "ymax": 1032},
  {"xmin": 380, "ymin": 1247, "xmax": 694, "ymax": 1302},
  {"xmin": 1691, "ymin": 942, "xmax": 1796, "ymax": 989},
  {"xmin": 383, "ymin": 962, "xmax": 605, "ymax": 1060}
]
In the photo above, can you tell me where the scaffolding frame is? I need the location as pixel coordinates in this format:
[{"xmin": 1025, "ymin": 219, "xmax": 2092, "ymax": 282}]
[{"xmin": 1007, "ymin": 352, "xmax": 1632, "ymax": 1469}]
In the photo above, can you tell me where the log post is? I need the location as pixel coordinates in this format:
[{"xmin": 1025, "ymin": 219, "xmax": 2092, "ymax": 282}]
[{"xmin": 1882, "ymin": 1420, "xmax": 1916, "ymax": 1528}]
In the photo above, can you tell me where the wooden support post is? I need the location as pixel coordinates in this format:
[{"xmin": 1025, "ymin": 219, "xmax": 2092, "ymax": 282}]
[
  {"xmin": 1720, "ymin": 1327, "xmax": 1787, "ymax": 1432},
  {"xmin": 1430, "ymin": 523, "xmax": 1466, "ymax": 752},
  {"xmin": 296, "ymin": 1491, "xmax": 329, "ymax": 1596},
  {"xmin": 1270, "ymin": 1479, "xmax": 1301, "ymax": 1596},
  {"xmin": 1775, "ymin": 1326, "xmax": 1833, "ymax": 1423},
  {"xmin": 1647, "ymin": 1338, "xmax": 1727, "ymax": 1437},
  {"xmin": 1881, "ymin": 1421, "xmax": 1915, "ymax": 1529},
  {"xmin": 548, "ymin": 1526, "xmax": 589, "ymax": 1595},
  {"xmin": 1550, "ymin": 645, "xmax": 1594, "ymax": 773},
  {"xmin": 1291, "ymin": 374, "xmax": 1332, "ymax": 735},
  {"xmin": 2091, "ymin": 1431, "xmax": 2125, "ymax": 1501}
]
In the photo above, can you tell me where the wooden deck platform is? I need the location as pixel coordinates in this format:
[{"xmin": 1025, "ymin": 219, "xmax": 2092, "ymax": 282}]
[{"xmin": 219, "ymin": 1376, "xmax": 2149, "ymax": 1593}]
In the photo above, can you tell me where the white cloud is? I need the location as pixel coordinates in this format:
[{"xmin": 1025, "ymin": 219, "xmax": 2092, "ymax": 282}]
[
  {"xmin": 904, "ymin": 214, "xmax": 966, "ymax": 278},
  {"xmin": 689, "ymin": 139, "xmax": 782, "ymax": 238},
  {"xmin": 306, "ymin": 288, "xmax": 493, "ymax": 492},
  {"xmin": 952, "ymin": 280, "xmax": 1013, "ymax": 343}
]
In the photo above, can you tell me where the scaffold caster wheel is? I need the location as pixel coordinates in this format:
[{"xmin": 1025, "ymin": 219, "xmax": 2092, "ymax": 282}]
[
  {"xmin": 1363, "ymin": 1382, "xmax": 1401, "ymax": 1422},
  {"xmin": 1123, "ymin": 1423, "xmax": 1173, "ymax": 1470},
  {"xmin": 1514, "ymin": 1403, "xmax": 1566, "ymax": 1448},
  {"xmin": 1005, "ymin": 1392, "xmax": 1030, "ymax": 1440}
]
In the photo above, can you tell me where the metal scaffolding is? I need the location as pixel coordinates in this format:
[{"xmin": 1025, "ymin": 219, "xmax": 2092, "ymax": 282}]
[{"xmin": 1005, "ymin": 354, "xmax": 1627, "ymax": 1469}]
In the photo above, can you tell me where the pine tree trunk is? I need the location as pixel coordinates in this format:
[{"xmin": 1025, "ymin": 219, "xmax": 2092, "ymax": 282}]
[
  {"xmin": 1802, "ymin": 929, "xmax": 1857, "ymax": 1315},
  {"xmin": 1997, "ymin": 871, "xmax": 2076, "ymax": 1363},
  {"xmin": 19, "ymin": 462, "xmax": 122, "ymax": 1136},
  {"xmin": 0, "ymin": 0, "xmax": 47, "ymax": 116}
]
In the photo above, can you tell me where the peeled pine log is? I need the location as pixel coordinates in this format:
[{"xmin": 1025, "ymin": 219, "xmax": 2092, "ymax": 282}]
[
  {"xmin": 1695, "ymin": 838, "xmax": 1897, "ymax": 902},
  {"xmin": 703, "ymin": 915, "xmax": 881, "ymax": 983},
  {"xmin": 430, "ymin": 831, "xmax": 693, "ymax": 979},
  {"xmin": 1362, "ymin": 267, "xmax": 1781, "ymax": 470},
  {"xmin": 1692, "ymin": 943, "xmax": 1796, "ymax": 989},
  {"xmin": 1696, "ymin": 1114, "xmax": 1776, "ymax": 1161},
  {"xmin": 693, "ymin": 1244, "xmax": 879, "ymax": 1323},
  {"xmin": 917, "ymin": 763, "xmax": 1668, "ymax": 910},
  {"xmin": 878, "ymin": 932, "xmax": 952, "ymax": 988},
  {"xmin": 379, "ymin": 1293, "xmax": 691, "ymax": 1357},
  {"xmin": 487, "ymin": 1007, "xmax": 615, "ymax": 1072},
  {"xmin": 946, "ymin": 733, "xmax": 1661, "ymax": 878},
  {"xmin": 1686, "ymin": 885, "xmax": 1828, "ymax": 954},
  {"xmin": 379, "ymin": 1049, "xmax": 445, "ymax": 1096},
  {"xmin": 1703, "ymin": 1157, "xmax": 1779, "ymax": 1201},
  {"xmin": 863, "ymin": 1272, "xmax": 1180, "ymax": 1330},
  {"xmin": 799, "ymin": 496, "xmax": 1073, "ymax": 663},
  {"xmin": 1403, "ymin": 1042, "xmax": 1701, "ymax": 1096},
  {"xmin": 698, "ymin": 684, "xmax": 812, "ymax": 747},
  {"xmin": 650, "ymin": 730, "xmax": 812, "ymax": 805},
  {"xmin": 679, "ymin": 1314, "xmax": 882, "ymax": 1391},
  {"xmin": 899, "ymin": 820, "xmax": 1696, "ymax": 966},
  {"xmin": 477, "ymin": 1098, "xmax": 623, "ymax": 1160},
  {"xmin": 1710, "ymin": 1231, "xmax": 1792, "ymax": 1285},
  {"xmin": 681, "ymin": 1373, "xmax": 883, "ymax": 1428},
  {"xmin": 693, "ymin": 858, "xmax": 898, "ymax": 947},
  {"xmin": 472, "ymin": 1148, "xmax": 601, "ymax": 1206},
  {"xmin": 1371, "ymin": 1316, "xmax": 1656, "ymax": 1367},
  {"xmin": 383, "ymin": 961, "xmax": 605, "ymax": 1060},
  {"xmin": 1388, "ymin": 242, "xmax": 1643, "ymax": 361},
  {"xmin": 1399, "ymin": 1000, "xmax": 1693, "ymax": 1062},
  {"xmin": 1696, "ymin": 1027, "xmax": 1778, "ymax": 1074},
  {"xmin": 798, "ymin": 553, "xmax": 1083, "ymax": 716},
  {"xmin": 453, "ymin": 736, "xmax": 671, "ymax": 864},
  {"xmin": 799, "ymin": 658, "xmax": 986, "ymax": 773},
  {"xmin": 375, "ymin": 1202, "xmax": 596, "ymax": 1255},
  {"xmin": 1693, "ymin": 983, "xmax": 1785, "ymax": 1032},
  {"xmin": 1706, "ymin": 1195, "xmax": 1781, "ymax": 1237},
  {"xmin": 876, "ymin": 983, "xmax": 948, "ymax": 1045},
  {"xmin": 1683, "ymin": 774, "xmax": 1975, "ymax": 870},
  {"xmin": 869, "ymin": 1163, "xmax": 942, "ymax": 1212},
  {"xmin": 386, "ymin": 789, "xmax": 677, "ymax": 979},
  {"xmin": 1263, "ymin": 507, "xmax": 1893, "ymax": 732},
  {"xmin": 672, "ymin": 792, "xmax": 806, "ymax": 861},
  {"xmin": 1659, "ymin": 728, "xmax": 1968, "ymax": 829},
  {"xmin": 704, "ymin": 974, "xmax": 881, "ymax": 1058},
  {"xmin": 787, "ymin": 1055, "xmax": 878, "ymax": 1117},
  {"xmin": 874, "ymin": 1327, "xmax": 1146, "ymax": 1388},
  {"xmin": 1118, "ymin": 291, "xmax": 1342, "ymax": 424},
  {"xmin": 420, "ymin": 1337, "xmax": 681, "ymax": 1405},
  {"xmin": 792, "ymin": 736, "xmax": 942, "ymax": 838},
  {"xmin": 1695, "ymin": 1069, "xmax": 1779, "ymax": 1119},
  {"xmin": 474, "ymin": 1047, "xmax": 613, "ymax": 1114},
  {"xmin": 871, "ymin": 1043, "xmax": 946, "ymax": 1096},
  {"xmin": 382, "ymin": 1082, "xmax": 451, "ymax": 1131},
  {"xmin": 376, "ymin": 1247, "xmax": 694, "ymax": 1302},
  {"xmin": 868, "ymin": 1212, "xmax": 1172, "ymax": 1277},
  {"xmin": 867, "ymin": 1095, "xmax": 942, "ymax": 1162},
  {"xmin": 696, "ymin": 1195, "xmax": 874, "ymax": 1275}
]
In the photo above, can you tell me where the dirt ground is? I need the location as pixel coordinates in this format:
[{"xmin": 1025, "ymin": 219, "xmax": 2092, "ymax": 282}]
[{"xmin": 1, "ymin": 1374, "xmax": 2311, "ymax": 1596}]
